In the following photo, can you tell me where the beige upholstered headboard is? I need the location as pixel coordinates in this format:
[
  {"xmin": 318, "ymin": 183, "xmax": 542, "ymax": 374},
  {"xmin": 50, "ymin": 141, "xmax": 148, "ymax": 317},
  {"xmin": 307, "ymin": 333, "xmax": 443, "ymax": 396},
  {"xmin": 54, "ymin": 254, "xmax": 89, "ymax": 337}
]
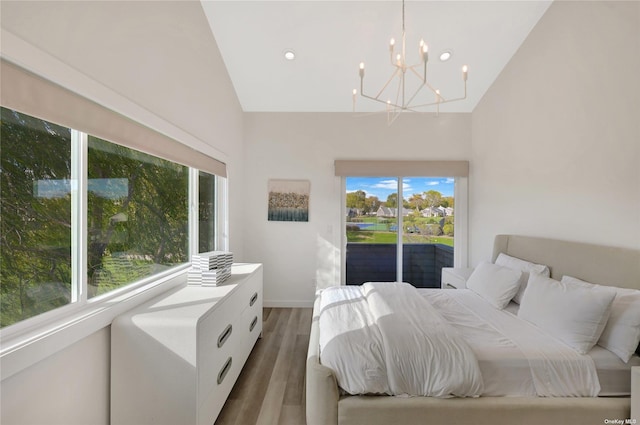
[{"xmin": 492, "ymin": 235, "xmax": 640, "ymax": 290}]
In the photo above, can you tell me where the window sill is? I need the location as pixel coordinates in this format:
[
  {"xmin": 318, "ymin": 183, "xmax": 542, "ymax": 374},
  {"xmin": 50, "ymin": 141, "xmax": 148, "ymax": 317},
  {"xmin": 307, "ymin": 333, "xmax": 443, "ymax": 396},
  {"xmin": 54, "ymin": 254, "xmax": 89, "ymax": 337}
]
[{"xmin": 0, "ymin": 266, "xmax": 188, "ymax": 381}]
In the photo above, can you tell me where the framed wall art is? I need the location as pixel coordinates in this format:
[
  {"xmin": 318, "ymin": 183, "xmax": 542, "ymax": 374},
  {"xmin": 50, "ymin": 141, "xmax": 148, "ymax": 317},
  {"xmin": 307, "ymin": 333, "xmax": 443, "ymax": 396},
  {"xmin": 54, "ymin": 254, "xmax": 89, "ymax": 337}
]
[{"xmin": 267, "ymin": 179, "xmax": 310, "ymax": 222}]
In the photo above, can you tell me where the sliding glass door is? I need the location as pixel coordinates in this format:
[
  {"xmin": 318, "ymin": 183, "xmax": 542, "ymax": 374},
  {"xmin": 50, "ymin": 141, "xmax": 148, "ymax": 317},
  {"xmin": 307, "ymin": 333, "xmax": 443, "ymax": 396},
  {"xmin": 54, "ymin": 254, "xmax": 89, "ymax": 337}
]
[
  {"xmin": 400, "ymin": 177, "xmax": 455, "ymax": 287},
  {"xmin": 345, "ymin": 176, "xmax": 455, "ymax": 287},
  {"xmin": 345, "ymin": 177, "xmax": 397, "ymax": 284}
]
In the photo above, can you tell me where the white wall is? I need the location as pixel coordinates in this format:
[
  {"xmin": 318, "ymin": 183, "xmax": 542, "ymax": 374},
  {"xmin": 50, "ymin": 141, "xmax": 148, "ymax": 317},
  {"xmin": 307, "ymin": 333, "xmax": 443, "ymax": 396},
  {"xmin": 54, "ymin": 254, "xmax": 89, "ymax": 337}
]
[
  {"xmin": 0, "ymin": 2, "xmax": 243, "ymax": 424},
  {"xmin": 470, "ymin": 0, "xmax": 640, "ymax": 264},
  {"xmin": 243, "ymin": 112, "xmax": 472, "ymax": 306},
  {"xmin": 1, "ymin": 329, "xmax": 111, "ymax": 425}
]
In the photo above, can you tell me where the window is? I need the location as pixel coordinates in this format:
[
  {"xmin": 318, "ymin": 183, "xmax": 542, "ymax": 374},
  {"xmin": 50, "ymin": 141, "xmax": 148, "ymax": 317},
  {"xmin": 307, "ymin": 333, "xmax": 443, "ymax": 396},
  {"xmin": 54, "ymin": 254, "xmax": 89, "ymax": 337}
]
[
  {"xmin": 345, "ymin": 177, "xmax": 398, "ymax": 283},
  {"xmin": 401, "ymin": 177, "xmax": 455, "ymax": 287},
  {"xmin": 0, "ymin": 107, "xmax": 223, "ymax": 328},
  {"xmin": 345, "ymin": 176, "xmax": 456, "ymax": 287},
  {"xmin": 87, "ymin": 136, "xmax": 189, "ymax": 298},
  {"xmin": 336, "ymin": 160, "xmax": 469, "ymax": 286},
  {"xmin": 198, "ymin": 171, "xmax": 216, "ymax": 253},
  {"xmin": 0, "ymin": 108, "xmax": 72, "ymax": 327}
]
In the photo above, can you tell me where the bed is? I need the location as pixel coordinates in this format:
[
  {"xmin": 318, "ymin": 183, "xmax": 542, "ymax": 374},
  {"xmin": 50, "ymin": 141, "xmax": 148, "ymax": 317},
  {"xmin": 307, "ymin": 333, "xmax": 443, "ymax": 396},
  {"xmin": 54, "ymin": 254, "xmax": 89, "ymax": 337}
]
[{"xmin": 306, "ymin": 235, "xmax": 640, "ymax": 425}]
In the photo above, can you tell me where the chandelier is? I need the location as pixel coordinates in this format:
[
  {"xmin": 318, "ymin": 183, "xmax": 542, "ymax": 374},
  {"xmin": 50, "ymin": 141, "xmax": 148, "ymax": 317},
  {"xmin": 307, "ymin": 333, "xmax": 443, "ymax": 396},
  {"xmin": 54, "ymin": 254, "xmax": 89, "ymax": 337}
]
[{"xmin": 352, "ymin": 0, "xmax": 469, "ymax": 125}]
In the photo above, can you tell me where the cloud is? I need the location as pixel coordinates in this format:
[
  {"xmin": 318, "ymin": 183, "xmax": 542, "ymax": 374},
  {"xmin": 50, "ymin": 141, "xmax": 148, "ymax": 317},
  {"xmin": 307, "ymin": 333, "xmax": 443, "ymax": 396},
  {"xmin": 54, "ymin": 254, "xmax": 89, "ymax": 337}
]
[
  {"xmin": 426, "ymin": 181, "xmax": 439, "ymax": 186},
  {"xmin": 445, "ymin": 178, "xmax": 455, "ymax": 184},
  {"xmin": 372, "ymin": 180, "xmax": 398, "ymax": 189}
]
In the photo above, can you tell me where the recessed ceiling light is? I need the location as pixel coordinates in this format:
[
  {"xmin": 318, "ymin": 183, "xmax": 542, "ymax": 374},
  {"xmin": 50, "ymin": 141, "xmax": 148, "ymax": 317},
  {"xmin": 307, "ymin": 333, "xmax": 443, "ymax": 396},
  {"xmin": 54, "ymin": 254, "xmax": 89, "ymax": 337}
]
[
  {"xmin": 283, "ymin": 49, "xmax": 296, "ymax": 61},
  {"xmin": 439, "ymin": 50, "xmax": 452, "ymax": 62}
]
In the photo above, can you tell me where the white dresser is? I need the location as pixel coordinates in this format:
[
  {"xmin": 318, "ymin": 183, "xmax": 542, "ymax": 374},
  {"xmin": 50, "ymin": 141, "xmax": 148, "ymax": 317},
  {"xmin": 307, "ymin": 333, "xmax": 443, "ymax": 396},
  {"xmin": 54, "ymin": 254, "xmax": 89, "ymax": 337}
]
[{"xmin": 111, "ymin": 263, "xmax": 263, "ymax": 425}]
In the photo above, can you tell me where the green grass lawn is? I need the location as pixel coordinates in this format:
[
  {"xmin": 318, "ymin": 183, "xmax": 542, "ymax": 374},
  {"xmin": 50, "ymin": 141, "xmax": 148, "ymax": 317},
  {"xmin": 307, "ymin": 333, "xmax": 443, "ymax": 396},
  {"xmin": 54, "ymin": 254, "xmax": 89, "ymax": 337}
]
[
  {"xmin": 347, "ymin": 231, "xmax": 454, "ymax": 246},
  {"xmin": 428, "ymin": 237, "xmax": 454, "ymax": 246},
  {"xmin": 347, "ymin": 231, "xmax": 398, "ymax": 243}
]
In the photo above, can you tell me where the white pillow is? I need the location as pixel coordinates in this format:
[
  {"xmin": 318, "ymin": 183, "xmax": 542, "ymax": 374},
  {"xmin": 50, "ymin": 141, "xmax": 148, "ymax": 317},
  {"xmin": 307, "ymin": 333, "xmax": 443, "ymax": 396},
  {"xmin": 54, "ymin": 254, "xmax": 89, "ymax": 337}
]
[
  {"xmin": 495, "ymin": 253, "xmax": 550, "ymax": 304},
  {"xmin": 518, "ymin": 273, "xmax": 616, "ymax": 354},
  {"xmin": 562, "ymin": 275, "xmax": 640, "ymax": 363},
  {"xmin": 466, "ymin": 262, "xmax": 523, "ymax": 310}
]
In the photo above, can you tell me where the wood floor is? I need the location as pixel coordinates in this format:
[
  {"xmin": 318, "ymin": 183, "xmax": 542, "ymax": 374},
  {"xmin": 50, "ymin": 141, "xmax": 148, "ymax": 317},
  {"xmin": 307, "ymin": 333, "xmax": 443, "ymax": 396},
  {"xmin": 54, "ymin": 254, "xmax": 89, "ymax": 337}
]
[{"xmin": 215, "ymin": 308, "xmax": 312, "ymax": 425}]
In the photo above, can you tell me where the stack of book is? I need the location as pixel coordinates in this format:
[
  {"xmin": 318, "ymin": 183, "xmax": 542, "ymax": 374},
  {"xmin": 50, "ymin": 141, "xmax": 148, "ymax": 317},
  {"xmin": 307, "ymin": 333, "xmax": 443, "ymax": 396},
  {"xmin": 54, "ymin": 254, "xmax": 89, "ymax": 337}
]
[{"xmin": 187, "ymin": 251, "xmax": 233, "ymax": 286}]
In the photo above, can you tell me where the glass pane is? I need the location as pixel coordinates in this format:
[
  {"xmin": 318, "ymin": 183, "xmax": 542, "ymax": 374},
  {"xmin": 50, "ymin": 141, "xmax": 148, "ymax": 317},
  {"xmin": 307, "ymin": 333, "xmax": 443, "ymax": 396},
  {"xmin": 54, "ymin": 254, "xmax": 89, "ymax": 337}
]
[
  {"xmin": 1, "ymin": 107, "xmax": 72, "ymax": 327},
  {"xmin": 345, "ymin": 177, "xmax": 397, "ymax": 284},
  {"xmin": 402, "ymin": 177, "xmax": 455, "ymax": 287},
  {"xmin": 198, "ymin": 171, "xmax": 216, "ymax": 253},
  {"xmin": 87, "ymin": 136, "xmax": 188, "ymax": 298}
]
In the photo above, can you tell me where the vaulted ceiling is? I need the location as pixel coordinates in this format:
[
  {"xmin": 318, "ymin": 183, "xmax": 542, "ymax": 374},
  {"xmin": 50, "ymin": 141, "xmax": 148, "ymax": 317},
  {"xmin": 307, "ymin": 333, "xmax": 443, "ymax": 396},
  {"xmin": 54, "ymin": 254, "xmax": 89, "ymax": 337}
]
[{"xmin": 202, "ymin": 1, "xmax": 552, "ymax": 113}]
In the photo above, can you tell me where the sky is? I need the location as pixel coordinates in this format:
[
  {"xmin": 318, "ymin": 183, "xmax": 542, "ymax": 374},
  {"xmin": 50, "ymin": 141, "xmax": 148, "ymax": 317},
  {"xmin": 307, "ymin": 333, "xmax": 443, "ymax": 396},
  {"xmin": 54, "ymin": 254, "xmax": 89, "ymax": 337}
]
[{"xmin": 346, "ymin": 177, "xmax": 454, "ymax": 202}]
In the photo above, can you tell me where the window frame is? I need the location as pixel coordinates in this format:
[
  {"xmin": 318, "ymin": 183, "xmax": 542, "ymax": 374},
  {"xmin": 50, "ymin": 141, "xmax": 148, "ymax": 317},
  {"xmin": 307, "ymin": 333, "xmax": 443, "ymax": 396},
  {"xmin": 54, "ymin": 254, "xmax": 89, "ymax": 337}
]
[
  {"xmin": 0, "ymin": 120, "xmax": 226, "ymax": 381},
  {"xmin": 340, "ymin": 175, "xmax": 468, "ymax": 285}
]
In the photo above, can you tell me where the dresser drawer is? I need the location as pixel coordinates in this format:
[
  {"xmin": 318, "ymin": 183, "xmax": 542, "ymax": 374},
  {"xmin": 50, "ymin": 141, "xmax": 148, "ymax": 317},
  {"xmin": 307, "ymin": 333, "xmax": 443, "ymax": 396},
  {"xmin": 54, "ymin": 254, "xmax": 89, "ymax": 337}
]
[
  {"xmin": 239, "ymin": 290, "xmax": 262, "ymax": 355},
  {"xmin": 197, "ymin": 299, "xmax": 241, "ymax": 403},
  {"xmin": 233, "ymin": 270, "xmax": 262, "ymax": 312},
  {"xmin": 197, "ymin": 353, "xmax": 242, "ymax": 425}
]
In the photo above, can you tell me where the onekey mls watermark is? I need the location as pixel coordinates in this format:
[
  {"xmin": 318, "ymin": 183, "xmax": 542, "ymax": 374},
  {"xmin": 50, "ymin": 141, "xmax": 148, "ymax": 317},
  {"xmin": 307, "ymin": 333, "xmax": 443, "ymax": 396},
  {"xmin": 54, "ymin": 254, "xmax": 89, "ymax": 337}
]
[{"xmin": 603, "ymin": 420, "xmax": 636, "ymax": 425}]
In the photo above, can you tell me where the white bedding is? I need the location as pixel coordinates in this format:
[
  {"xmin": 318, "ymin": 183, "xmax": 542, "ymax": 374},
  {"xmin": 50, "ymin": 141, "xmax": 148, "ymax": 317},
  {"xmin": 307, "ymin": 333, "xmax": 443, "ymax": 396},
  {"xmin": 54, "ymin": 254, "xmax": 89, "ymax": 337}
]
[
  {"xmin": 318, "ymin": 283, "xmax": 607, "ymax": 398},
  {"xmin": 503, "ymin": 295, "xmax": 640, "ymax": 396},
  {"xmin": 319, "ymin": 282, "xmax": 484, "ymax": 397},
  {"xmin": 424, "ymin": 289, "xmax": 601, "ymax": 397}
]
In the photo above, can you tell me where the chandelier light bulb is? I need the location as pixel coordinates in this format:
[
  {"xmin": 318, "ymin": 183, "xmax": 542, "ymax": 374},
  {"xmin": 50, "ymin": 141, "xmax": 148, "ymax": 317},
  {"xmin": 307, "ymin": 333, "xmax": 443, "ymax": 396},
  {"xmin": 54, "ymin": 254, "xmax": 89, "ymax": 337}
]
[
  {"xmin": 353, "ymin": 89, "xmax": 357, "ymax": 96},
  {"xmin": 359, "ymin": 62, "xmax": 365, "ymax": 78},
  {"xmin": 390, "ymin": 38, "xmax": 395, "ymax": 48},
  {"xmin": 462, "ymin": 65, "xmax": 468, "ymax": 81}
]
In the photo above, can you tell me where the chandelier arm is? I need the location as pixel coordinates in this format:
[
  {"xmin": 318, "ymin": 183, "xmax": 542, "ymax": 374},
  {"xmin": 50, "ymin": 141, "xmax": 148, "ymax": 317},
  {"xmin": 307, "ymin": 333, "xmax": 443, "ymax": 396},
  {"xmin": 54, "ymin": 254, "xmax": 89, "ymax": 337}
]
[
  {"xmin": 360, "ymin": 92, "xmax": 403, "ymax": 109},
  {"xmin": 410, "ymin": 93, "xmax": 468, "ymax": 109},
  {"xmin": 404, "ymin": 81, "xmax": 427, "ymax": 107},
  {"xmin": 423, "ymin": 80, "xmax": 440, "ymax": 96},
  {"xmin": 373, "ymin": 68, "xmax": 402, "ymax": 99},
  {"xmin": 395, "ymin": 72, "xmax": 403, "ymax": 109},
  {"xmin": 388, "ymin": 110, "xmax": 402, "ymax": 125},
  {"xmin": 401, "ymin": 67, "xmax": 406, "ymax": 107},
  {"xmin": 408, "ymin": 66, "xmax": 428, "ymax": 84}
]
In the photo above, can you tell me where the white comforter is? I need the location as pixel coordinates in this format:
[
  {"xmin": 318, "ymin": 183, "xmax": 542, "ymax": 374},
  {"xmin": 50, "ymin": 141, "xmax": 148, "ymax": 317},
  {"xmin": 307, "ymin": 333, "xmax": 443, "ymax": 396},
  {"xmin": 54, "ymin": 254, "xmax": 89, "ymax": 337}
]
[
  {"xmin": 318, "ymin": 282, "xmax": 484, "ymax": 397},
  {"xmin": 426, "ymin": 289, "xmax": 602, "ymax": 397}
]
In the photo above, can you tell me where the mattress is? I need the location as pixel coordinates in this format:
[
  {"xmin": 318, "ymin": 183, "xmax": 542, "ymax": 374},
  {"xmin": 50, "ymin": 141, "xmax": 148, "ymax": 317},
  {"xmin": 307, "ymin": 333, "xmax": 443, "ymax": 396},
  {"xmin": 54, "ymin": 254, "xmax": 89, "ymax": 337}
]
[{"xmin": 420, "ymin": 288, "xmax": 639, "ymax": 396}]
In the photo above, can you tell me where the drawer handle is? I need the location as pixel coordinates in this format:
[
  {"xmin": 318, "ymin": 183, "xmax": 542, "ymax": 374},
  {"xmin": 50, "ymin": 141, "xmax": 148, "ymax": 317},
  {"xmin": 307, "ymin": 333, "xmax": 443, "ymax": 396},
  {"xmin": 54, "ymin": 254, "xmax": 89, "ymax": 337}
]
[
  {"xmin": 250, "ymin": 316, "xmax": 258, "ymax": 332},
  {"xmin": 217, "ymin": 357, "xmax": 232, "ymax": 385},
  {"xmin": 217, "ymin": 324, "xmax": 232, "ymax": 348},
  {"xmin": 250, "ymin": 292, "xmax": 258, "ymax": 307}
]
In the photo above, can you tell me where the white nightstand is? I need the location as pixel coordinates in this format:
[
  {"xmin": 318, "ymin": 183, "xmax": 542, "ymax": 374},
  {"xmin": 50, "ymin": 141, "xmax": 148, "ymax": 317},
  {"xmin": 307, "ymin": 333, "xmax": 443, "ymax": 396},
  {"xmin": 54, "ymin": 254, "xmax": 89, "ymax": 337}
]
[
  {"xmin": 632, "ymin": 366, "xmax": 639, "ymax": 421},
  {"xmin": 441, "ymin": 267, "xmax": 474, "ymax": 289}
]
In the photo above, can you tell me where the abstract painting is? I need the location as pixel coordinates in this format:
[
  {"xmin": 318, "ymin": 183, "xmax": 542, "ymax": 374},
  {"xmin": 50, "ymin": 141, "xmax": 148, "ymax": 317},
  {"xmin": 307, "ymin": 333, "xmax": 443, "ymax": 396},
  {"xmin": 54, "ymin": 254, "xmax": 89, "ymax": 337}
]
[{"xmin": 268, "ymin": 179, "xmax": 310, "ymax": 222}]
